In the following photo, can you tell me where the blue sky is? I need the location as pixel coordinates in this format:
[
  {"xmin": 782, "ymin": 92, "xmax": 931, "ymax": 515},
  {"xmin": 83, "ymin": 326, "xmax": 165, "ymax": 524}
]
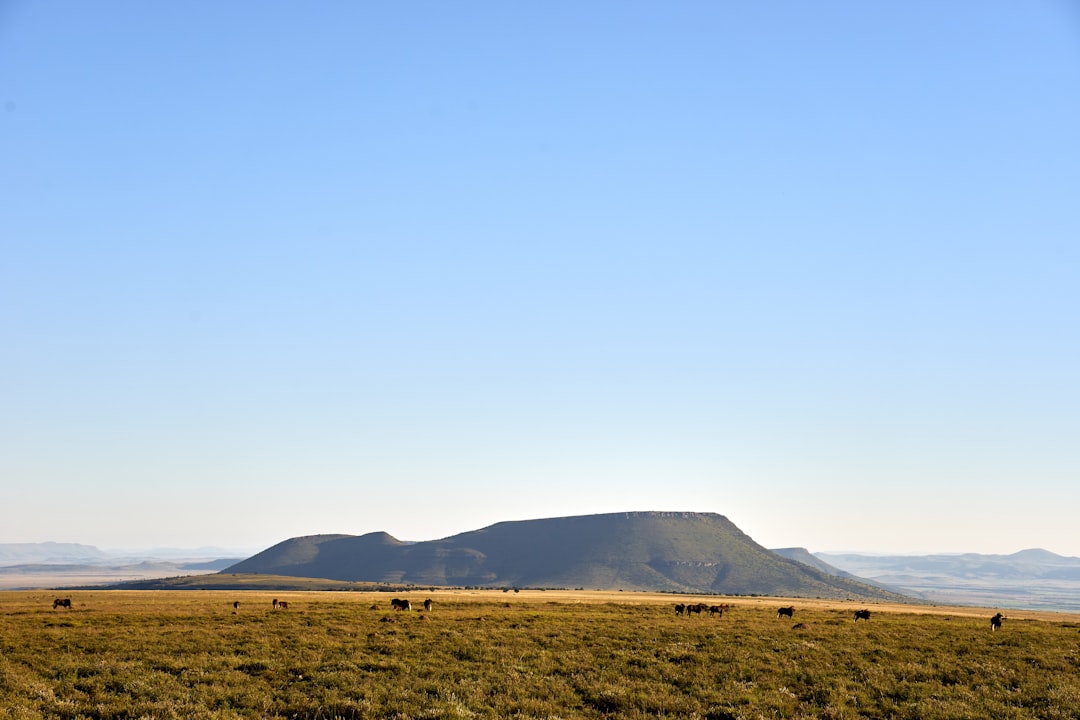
[{"xmin": 2, "ymin": 2, "xmax": 1078, "ymax": 555}]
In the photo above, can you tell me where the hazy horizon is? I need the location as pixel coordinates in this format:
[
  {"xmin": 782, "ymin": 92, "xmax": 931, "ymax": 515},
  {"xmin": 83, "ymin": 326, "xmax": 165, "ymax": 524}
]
[
  {"xmin": 3, "ymin": 3, "xmax": 1078, "ymax": 557},
  {"xmin": 6, "ymin": 511, "xmax": 1080, "ymax": 561},
  {"xmin": 6, "ymin": 536, "xmax": 1080, "ymax": 562}
]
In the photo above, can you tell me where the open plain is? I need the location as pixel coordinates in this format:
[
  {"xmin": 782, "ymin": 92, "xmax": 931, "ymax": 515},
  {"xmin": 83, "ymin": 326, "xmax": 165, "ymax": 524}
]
[{"xmin": 2, "ymin": 589, "xmax": 1080, "ymax": 719}]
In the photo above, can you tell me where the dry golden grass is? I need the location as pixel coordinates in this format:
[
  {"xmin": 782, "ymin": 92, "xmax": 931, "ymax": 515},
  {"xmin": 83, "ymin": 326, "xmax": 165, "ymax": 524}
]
[{"xmin": 3, "ymin": 589, "xmax": 1080, "ymax": 719}]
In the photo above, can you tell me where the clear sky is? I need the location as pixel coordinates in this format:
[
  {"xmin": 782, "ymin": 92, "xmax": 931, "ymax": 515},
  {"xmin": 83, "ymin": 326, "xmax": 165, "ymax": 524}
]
[{"xmin": 2, "ymin": 2, "xmax": 1078, "ymax": 556}]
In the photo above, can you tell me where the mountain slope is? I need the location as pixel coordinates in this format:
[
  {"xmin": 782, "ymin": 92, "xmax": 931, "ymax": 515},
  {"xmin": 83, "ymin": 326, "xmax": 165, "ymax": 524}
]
[
  {"xmin": 224, "ymin": 512, "xmax": 911, "ymax": 601},
  {"xmin": 772, "ymin": 547, "xmax": 860, "ymax": 578},
  {"xmin": 772, "ymin": 547, "xmax": 908, "ymax": 595}
]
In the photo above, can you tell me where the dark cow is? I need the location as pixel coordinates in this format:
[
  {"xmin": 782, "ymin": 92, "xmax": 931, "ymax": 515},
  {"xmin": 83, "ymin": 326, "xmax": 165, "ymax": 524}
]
[
  {"xmin": 272, "ymin": 598, "xmax": 279, "ymax": 609},
  {"xmin": 674, "ymin": 603, "xmax": 686, "ymax": 616},
  {"xmin": 777, "ymin": 606, "xmax": 795, "ymax": 619},
  {"xmin": 52, "ymin": 598, "xmax": 72, "ymax": 609},
  {"xmin": 708, "ymin": 604, "xmax": 729, "ymax": 617},
  {"xmin": 233, "ymin": 601, "xmax": 240, "ymax": 610},
  {"xmin": 686, "ymin": 603, "xmax": 708, "ymax": 616},
  {"xmin": 390, "ymin": 598, "xmax": 412, "ymax": 611},
  {"xmin": 991, "ymin": 613, "xmax": 1005, "ymax": 631},
  {"xmin": 272, "ymin": 599, "xmax": 289, "ymax": 610},
  {"xmin": 423, "ymin": 598, "xmax": 433, "ymax": 612},
  {"xmin": 854, "ymin": 609, "xmax": 871, "ymax": 623}
]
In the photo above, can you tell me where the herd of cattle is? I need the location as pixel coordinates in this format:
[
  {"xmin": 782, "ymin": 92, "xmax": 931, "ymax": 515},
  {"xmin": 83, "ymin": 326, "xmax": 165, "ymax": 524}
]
[
  {"xmin": 674, "ymin": 602, "xmax": 729, "ymax": 617},
  {"xmin": 674, "ymin": 602, "xmax": 1008, "ymax": 630},
  {"xmin": 47, "ymin": 595, "xmax": 1009, "ymax": 630}
]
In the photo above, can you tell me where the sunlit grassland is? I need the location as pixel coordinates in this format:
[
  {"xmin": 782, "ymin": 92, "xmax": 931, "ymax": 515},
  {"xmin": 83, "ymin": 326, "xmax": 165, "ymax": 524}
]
[{"xmin": 2, "ymin": 590, "xmax": 1080, "ymax": 719}]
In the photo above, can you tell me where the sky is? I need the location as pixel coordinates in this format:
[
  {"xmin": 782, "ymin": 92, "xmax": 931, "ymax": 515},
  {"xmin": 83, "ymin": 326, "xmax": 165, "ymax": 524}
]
[{"xmin": 2, "ymin": 2, "xmax": 1079, "ymax": 556}]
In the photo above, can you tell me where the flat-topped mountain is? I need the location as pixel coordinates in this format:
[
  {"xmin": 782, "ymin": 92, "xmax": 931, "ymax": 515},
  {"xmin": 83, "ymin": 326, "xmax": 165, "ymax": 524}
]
[{"xmin": 223, "ymin": 512, "xmax": 910, "ymax": 601}]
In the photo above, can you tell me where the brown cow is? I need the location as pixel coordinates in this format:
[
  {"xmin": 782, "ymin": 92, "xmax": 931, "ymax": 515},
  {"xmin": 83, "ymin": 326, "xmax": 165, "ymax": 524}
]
[
  {"xmin": 390, "ymin": 598, "xmax": 411, "ymax": 611},
  {"xmin": 686, "ymin": 603, "xmax": 708, "ymax": 615},
  {"xmin": 52, "ymin": 598, "xmax": 72, "ymax": 609},
  {"xmin": 777, "ymin": 606, "xmax": 795, "ymax": 619},
  {"xmin": 854, "ymin": 609, "xmax": 871, "ymax": 623},
  {"xmin": 708, "ymin": 604, "xmax": 729, "ymax": 617}
]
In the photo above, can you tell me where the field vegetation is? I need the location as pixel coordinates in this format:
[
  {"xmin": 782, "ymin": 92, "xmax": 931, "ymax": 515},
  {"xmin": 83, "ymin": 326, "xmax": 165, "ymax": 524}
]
[{"xmin": 2, "ymin": 589, "xmax": 1079, "ymax": 719}]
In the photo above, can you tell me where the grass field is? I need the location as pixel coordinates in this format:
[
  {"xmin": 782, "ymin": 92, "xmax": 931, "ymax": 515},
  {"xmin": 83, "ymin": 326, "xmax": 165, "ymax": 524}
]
[{"xmin": 2, "ymin": 589, "xmax": 1080, "ymax": 719}]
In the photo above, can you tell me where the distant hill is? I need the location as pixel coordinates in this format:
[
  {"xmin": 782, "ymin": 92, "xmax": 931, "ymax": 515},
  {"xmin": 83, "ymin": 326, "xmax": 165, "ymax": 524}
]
[
  {"xmin": 0, "ymin": 557, "xmax": 244, "ymax": 590},
  {"xmin": 771, "ymin": 547, "xmax": 845, "ymax": 575},
  {"xmin": 0, "ymin": 543, "xmax": 247, "ymax": 590},
  {"xmin": 0, "ymin": 542, "xmax": 109, "ymax": 565},
  {"xmin": 815, "ymin": 549, "xmax": 1080, "ymax": 612},
  {"xmin": 817, "ymin": 549, "xmax": 1080, "ymax": 582},
  {"xmin": 224, "ymin": 512, "xmax": 911, "ymax": 601},
  {"xmin": 770, "ymin": 548, "xmax": 859, "ymax": 580}
]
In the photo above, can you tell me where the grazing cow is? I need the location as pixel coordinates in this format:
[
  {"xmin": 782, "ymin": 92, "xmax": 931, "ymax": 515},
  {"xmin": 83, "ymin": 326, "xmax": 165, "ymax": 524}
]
[
  {"xmin": 686, "ymin": 603, "xmax": 708, "ymax": 616},
  {"xmin": 423, "ymin": 598, "xmax": 433, "ymax": 612},
  {"xmin": 674, "ymin": 603, "xmax": 686, "ymax": 616},
  {"xmin": 708, "ymin": 604, "xmax": 729, "ymax": 617},
  {"xmin": 52, "ymin": 598, "xmax": 72, "ymax": 609},
  {"xmin": 777, "ymin": 606, "xmax": 795, "ymax": 620},
  {"xmin": 390, "ymin": 598, "xmax": 412, "ymax": 611},
  {"xmin": 272, "ymin": 599, "xmax": 288, "ymax": 610},
  {"xmin": 991, "ymin": 613, "xmax": 1005, "ymax": 631},
  {"xmin": 854, "ymin": 609, "xmax": 871, "ymax": 623}
]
